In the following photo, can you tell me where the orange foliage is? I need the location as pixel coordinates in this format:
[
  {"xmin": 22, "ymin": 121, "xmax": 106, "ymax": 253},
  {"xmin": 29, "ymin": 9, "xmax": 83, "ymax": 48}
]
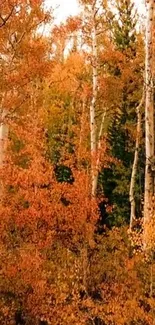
[{"xmin": 0, "ymin": 1, "xmax": 154, "ymax": 325}]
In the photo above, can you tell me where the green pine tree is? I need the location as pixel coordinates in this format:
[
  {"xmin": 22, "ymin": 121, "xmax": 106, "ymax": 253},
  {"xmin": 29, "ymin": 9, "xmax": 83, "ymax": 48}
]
[{"xmin": 98, "ymin": 0, "xmax": 144, "ymax": 227}]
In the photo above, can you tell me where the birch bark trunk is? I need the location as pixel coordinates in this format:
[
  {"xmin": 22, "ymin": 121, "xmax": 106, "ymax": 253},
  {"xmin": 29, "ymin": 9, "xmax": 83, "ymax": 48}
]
[
  {"xmin": 90, "ymin": 0, "xmax": 98, "ymax": 197},
  {"xmin": 129, "ymin": 93, "xmax": 144, "ymax": 229},
  {"xmin": 90, "ymin": 0, "xmax": 107, "ymax": 197},
  {"xmin": 144, "ymin": 0, "xmax": 155, "ymax": 228}
]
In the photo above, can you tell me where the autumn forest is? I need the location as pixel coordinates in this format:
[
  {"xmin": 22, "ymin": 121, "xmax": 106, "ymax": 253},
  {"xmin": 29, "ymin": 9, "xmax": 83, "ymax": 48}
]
[{"xmin": 0, "ymin": 0, "xmax": 155, "ymax": 324}]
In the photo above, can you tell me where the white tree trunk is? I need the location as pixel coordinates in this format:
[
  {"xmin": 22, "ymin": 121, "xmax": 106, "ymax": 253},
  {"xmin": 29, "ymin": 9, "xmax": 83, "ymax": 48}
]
[
  {"xmin": 144, "ymin": 0, "xmax": 155, "ymax": 226},
  {"xmin": 90, "ymin": 1, "xmax": 107, "ymax": 197},
  {"xmin": 90, "ymin": 1, "xmax": 98, "ymax": 197},
  {"xmin": 143, "ymin": 0, "xmax": 155, "ymax": 250},
  {"xmin": 129, "ymin": 93, "xmax": 144, "ymax": 230}
]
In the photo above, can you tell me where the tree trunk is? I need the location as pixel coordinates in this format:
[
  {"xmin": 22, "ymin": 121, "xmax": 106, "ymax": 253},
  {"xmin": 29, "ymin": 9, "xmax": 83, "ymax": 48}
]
[
  {"xmin": 90, "ymin": 1, "xmax": 98, "ymax": 197},
  {"xmin": 0, "ymin": 104, "xmax": 8, "ymax": 197},
  {"xmin": 0, "ymin": 110, "xmax": 8, "ymax": 168},
  {"xmin": 92, "ymin": 109, "xmax": 107, "ymax": 197},
  {"xmin": 129, "ymin": 93, "xmax": 144, "ymax": 229},
  {"xmin": 144, "ymin": 0, "xmax": 155, "ymax": 244}
]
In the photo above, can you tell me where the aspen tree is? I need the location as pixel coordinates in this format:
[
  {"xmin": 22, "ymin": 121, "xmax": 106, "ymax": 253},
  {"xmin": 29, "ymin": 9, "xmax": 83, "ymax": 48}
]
[
  {"xmin": 90, "ymin": 0, "xmax": 98, "ymax": 197},
  {"xmin": 129, "ymin": 92, "xmax": 144, "ymax": 229},
  {"xmin": 144, "ymin": 0, "xmax": 155, "ymax": 230},
  {"xmin": 79, "ymin": 0, "xmax": 108, "ymax": 196}
]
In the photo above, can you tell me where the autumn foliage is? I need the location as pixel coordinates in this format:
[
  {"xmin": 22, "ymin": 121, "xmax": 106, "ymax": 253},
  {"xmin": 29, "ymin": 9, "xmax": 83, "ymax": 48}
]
[{"xmin": 0, "ymin": 0, "xmax": 154, "ymax": 325}]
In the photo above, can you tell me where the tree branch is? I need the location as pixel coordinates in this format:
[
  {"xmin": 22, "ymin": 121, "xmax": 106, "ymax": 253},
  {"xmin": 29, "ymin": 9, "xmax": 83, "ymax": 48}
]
[{"xmin": 0, "ymin": 6, "xmax": 14, "ymax": 28}]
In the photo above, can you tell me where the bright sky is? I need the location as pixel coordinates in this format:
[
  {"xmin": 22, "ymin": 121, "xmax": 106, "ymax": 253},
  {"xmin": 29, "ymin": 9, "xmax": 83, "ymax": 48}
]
[
  {"xmin": 46, "ymin": 0, "xmax": 80, "ymax": 23},
  {"xmin": 46, "ymin": 0, "xmax": 146, "ymax": 24}
]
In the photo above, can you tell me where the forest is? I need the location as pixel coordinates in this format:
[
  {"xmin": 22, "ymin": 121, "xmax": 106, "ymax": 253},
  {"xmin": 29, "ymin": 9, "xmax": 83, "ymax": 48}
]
[{"xmin": 0, "ymin": 0, "xmax": 155, "ymax": 324}]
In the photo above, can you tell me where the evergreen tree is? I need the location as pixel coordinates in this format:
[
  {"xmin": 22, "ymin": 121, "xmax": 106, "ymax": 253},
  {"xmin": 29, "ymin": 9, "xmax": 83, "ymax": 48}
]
[{"xmin": 99, "ymin": 0, "xmax": 144, "ymax": 226}]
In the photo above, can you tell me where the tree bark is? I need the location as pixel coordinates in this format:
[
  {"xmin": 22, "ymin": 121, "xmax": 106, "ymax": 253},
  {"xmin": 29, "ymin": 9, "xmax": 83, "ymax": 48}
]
[
  {"xmin": 90, "ymin": 0, "xmax": 98, "ymax": 197},
  {"xmin": 129, "ymin": 93, "xmax": 144, "ymax": 230},
  {"xmin": 92, "ymin": 109, "xmax": 107, "ymax": 197},
  {"xmin": 144, "ymin": 0, "xmax": 155, "ymax": 245},
  {"xmin": 0, "ymin": 101, "xmax": 8, "ymax": 197},
  {"xmin": 0, "ymin": 109, "xmax": 8, "ymax": 167},
  {"xmin": 90, "ymin": 1, "xmax": 107, "ymax": 197}
]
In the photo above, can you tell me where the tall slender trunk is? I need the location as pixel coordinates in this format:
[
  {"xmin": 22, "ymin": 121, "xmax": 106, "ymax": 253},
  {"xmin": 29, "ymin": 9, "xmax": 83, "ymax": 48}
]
[
  {"xmin": 77, "ymin": 100, "xmax": 86, "ymax": 166},
  {"xmin": 129, "ymin": 93, "xmax": 144, "ymax": 229},
  {"xmin": 90, "ymin": 1, "xmax": 98, "ymax": 197},
  {"xmin": 92, "ymin": 109, "xmax": 107, "ymax": 197},
  {"xmin": 0, "ymin": 102, "xmax": 8, "ymax": 197},
  {"xmin": 90, "ymin": 1, "xmax": 107, "ymax": 197},
  {"xmin": 0, "ymin": 110, "xmax": 8, "ymax": 168},
  {"xmin": 144, "ymin": 0, "xmax": 155, "ymax": 228},
  {"xmin": 143, "ymin": 0, "xmax": 155, "ymax": 250}
]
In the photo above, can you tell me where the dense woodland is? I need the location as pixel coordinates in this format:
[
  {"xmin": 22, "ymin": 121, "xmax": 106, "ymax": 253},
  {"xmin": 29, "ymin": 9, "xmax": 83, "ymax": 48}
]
[{"xmin": 0, "ymin": 0, "xmax": 155, "ymax": 324}]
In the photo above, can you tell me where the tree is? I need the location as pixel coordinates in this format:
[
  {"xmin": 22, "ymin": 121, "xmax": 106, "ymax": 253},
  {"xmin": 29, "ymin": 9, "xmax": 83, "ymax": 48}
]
[
  {"xmin": 99, "ymin": 0, "xmax": 144, "ymax": 226},
  {"xmin": 0, "ymin": 0, "xmax": 50, "ymax": 197},
  {"xmin": 89, "ymin": 0, "xmax": 98, "ymax": 197},
  {"xmin": 129, "ymin": 90, "xmax": 144, "ymax": 229},
  {"xmin": 78, "ymin": 0, "xmax": 110, "ymax": 197},
  {"xmin": 144, "ymin": 0, "xmax": 155, "ymax": 240}
]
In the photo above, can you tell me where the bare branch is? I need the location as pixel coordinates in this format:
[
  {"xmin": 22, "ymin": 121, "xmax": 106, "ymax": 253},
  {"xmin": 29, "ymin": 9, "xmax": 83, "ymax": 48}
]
[{"xmin": 0, "ymin": 5, "xmax": 14, "ymax": 28}]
